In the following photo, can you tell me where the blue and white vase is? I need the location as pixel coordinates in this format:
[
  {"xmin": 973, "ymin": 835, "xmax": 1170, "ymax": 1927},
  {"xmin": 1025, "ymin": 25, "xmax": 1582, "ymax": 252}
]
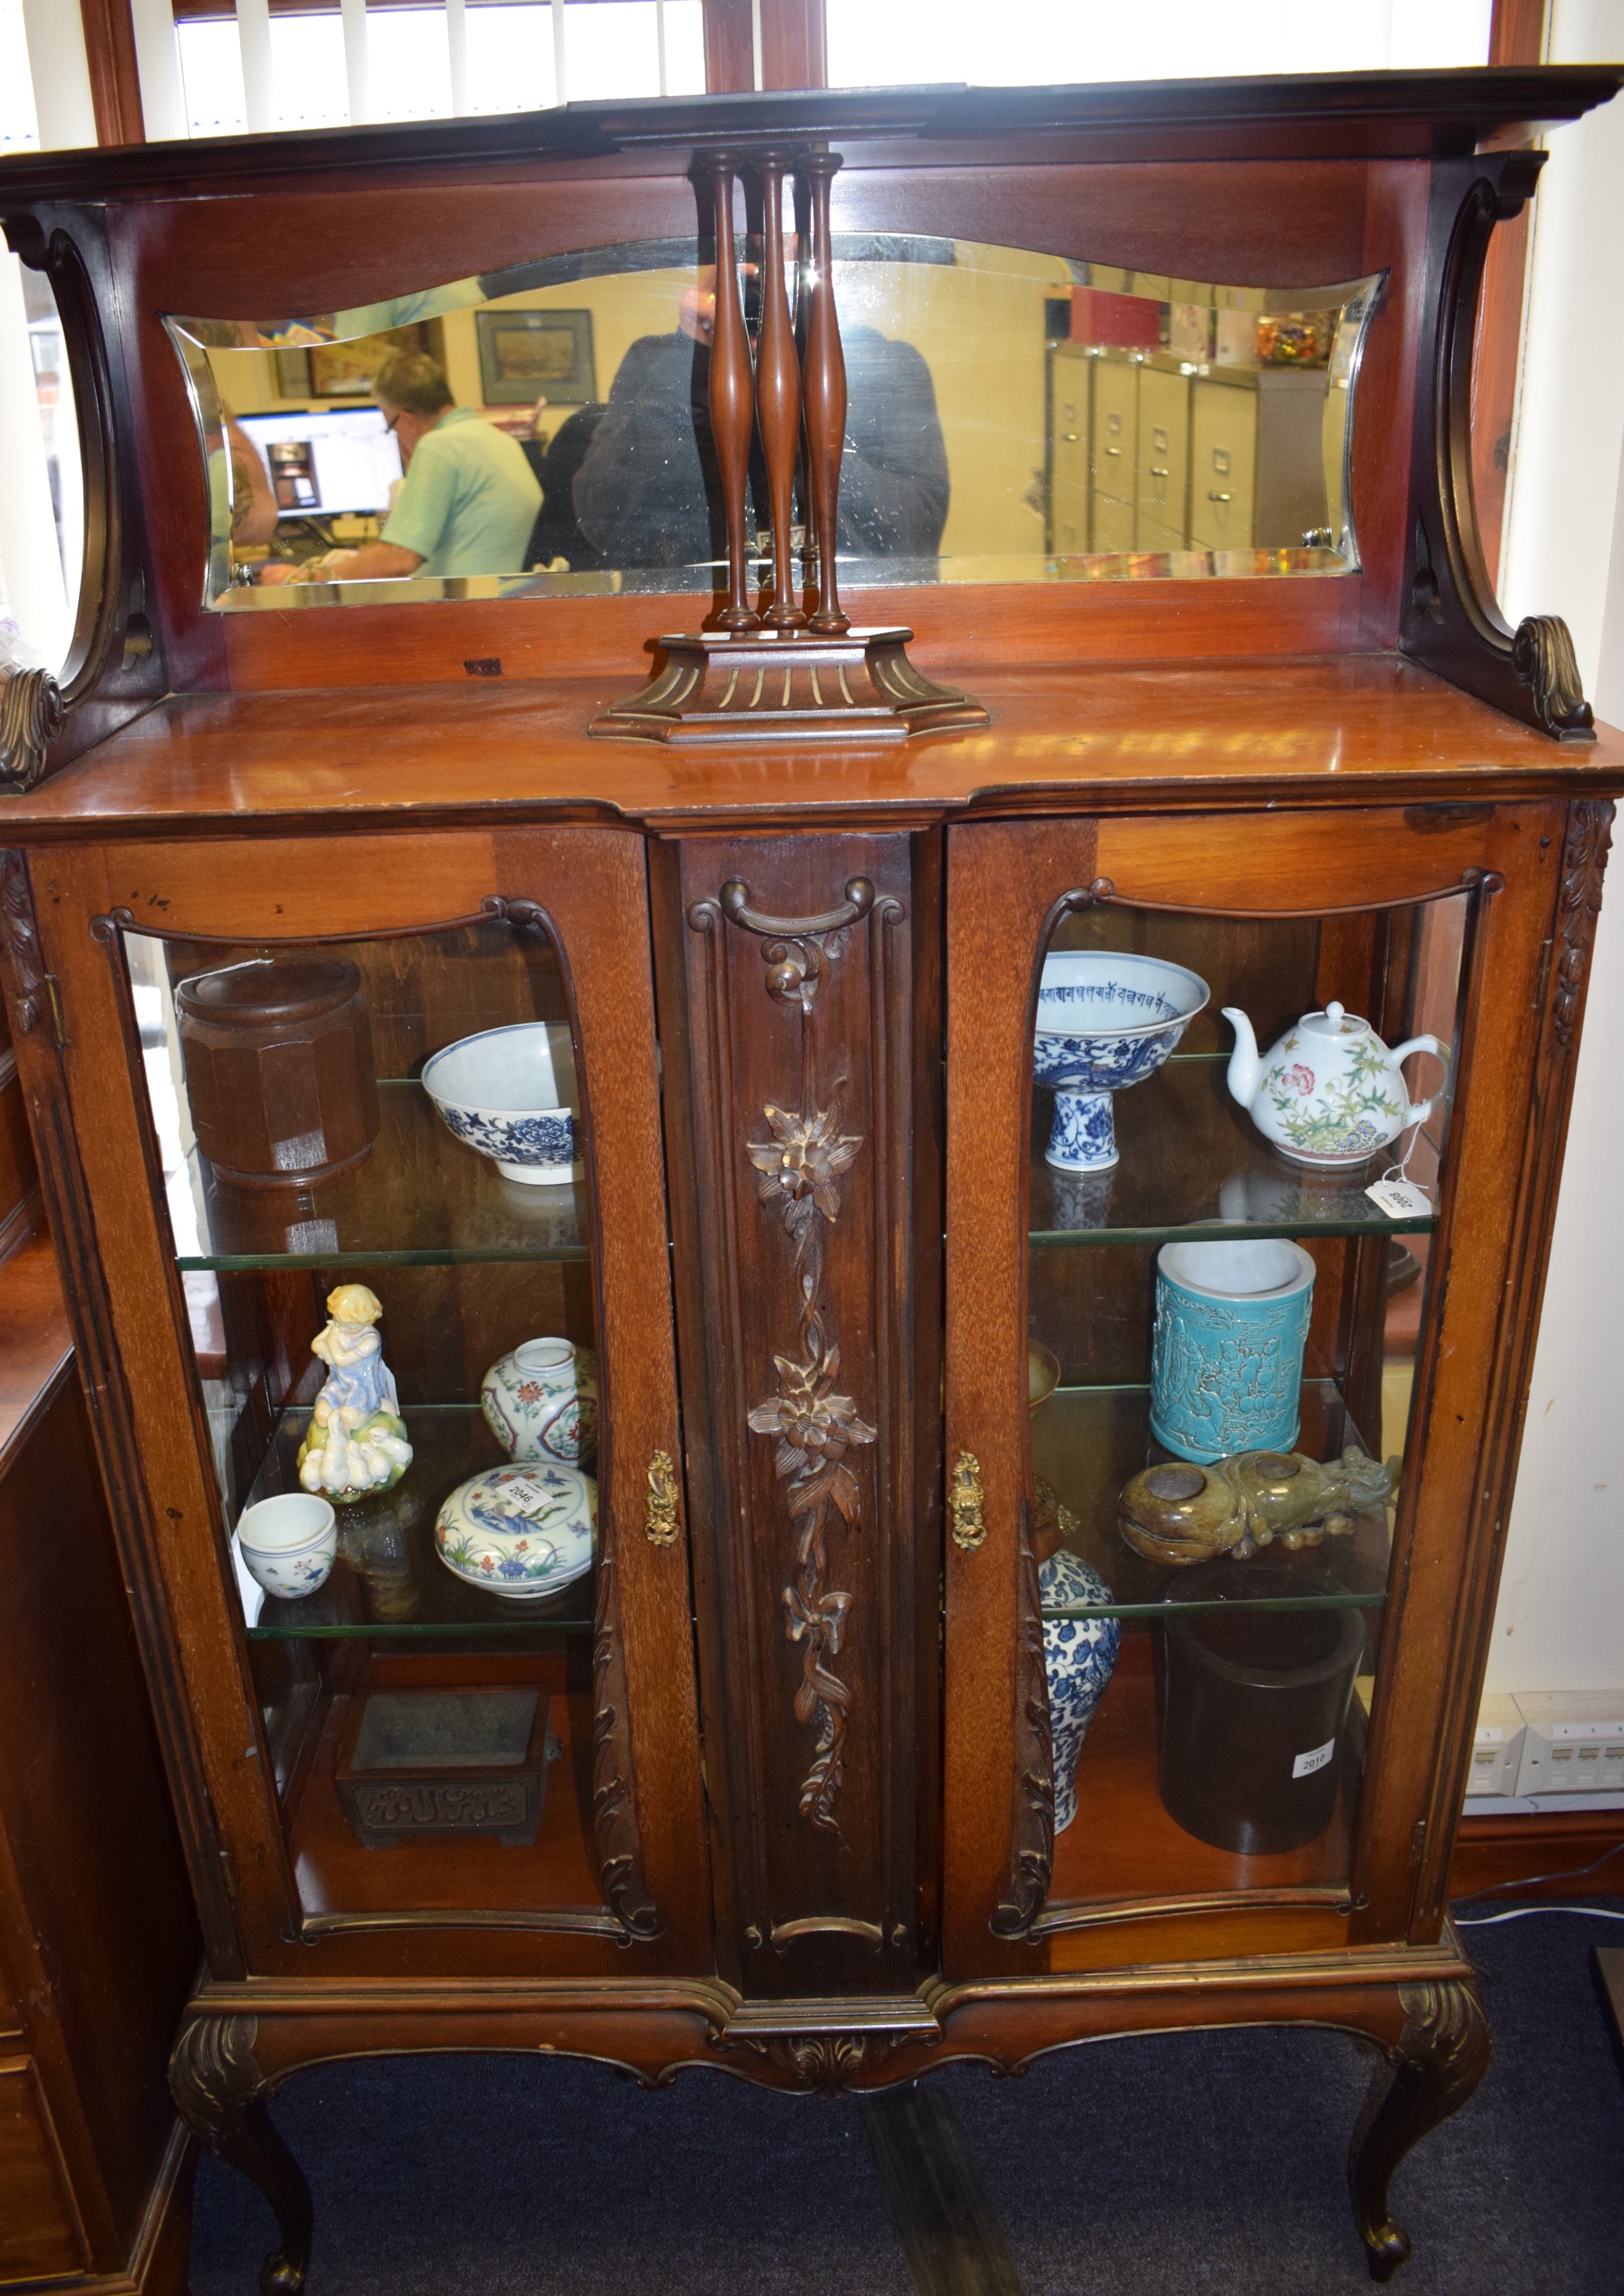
[{"xmin": 1040, "ymin": 1549, "xmax": 1120, "ymax": 1833}]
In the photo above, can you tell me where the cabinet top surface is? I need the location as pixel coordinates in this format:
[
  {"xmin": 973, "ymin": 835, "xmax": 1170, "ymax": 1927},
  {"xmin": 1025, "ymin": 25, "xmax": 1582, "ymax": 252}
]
[
  {"xmin": 0, "ymin": 69, "xmax": 1619, "ymax": 203},
  {"xmin": 3, "ymin": 655, "xmax": 1620, "ymax": 839}
]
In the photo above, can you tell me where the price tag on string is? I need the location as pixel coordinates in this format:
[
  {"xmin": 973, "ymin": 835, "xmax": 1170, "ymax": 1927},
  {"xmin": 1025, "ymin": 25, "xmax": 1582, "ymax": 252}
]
[{"xmin": 1365, "ymin": 1178, "xmax": 1431, "ymax": 1220}]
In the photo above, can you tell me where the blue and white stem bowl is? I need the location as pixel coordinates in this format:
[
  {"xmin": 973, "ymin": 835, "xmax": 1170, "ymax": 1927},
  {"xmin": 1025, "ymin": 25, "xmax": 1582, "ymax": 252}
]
[
  {"xmin": 1033, "ymin": 952, "xmax": 1210, "ymax": 1173},
  {"xmin": 1150, "ymin": 1238, "xmax": 1316, "ymax": 1465},
  {"xmin": 422, "ymin": 1022, "xmax": 578, "ymax": 1187},
  {"xmin": 1039, "ymin": 1550, "xmax": 1120, "ymax": 1833}
]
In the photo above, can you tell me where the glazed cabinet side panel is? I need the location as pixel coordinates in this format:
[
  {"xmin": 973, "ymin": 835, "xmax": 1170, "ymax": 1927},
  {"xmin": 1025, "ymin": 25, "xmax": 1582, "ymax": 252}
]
[
  {"xmin": 652, "ymin": 831, "xmax": 941, "ymax": 1999},
  {"xmin": 3, "ymin": 830, "xmax": 711, "ymax": 1980},
  {"xmin": 1394, "ymin": 796, "xmax": 1614, "ymax": 1936}
]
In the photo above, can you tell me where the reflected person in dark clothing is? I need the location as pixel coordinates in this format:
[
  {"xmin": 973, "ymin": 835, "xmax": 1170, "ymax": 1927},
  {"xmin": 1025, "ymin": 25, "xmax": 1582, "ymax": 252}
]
[{"xmin": 571, "ymin": 275, "xmax": 950, "ymax": 572}]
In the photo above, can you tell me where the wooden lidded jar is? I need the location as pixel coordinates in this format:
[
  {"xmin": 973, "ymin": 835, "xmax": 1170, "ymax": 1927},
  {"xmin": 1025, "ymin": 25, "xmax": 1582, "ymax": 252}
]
[{"xmin": 176, "ymin": 958, "xmax": 379, "ymax": 1187}]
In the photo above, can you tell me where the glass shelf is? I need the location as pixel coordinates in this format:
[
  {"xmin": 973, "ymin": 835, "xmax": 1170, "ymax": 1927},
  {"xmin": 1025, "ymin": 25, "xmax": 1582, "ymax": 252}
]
[
  {"xmin": 169, "ymin": 1081, "xmax": 592, "ymax": 1272},
  {"xmin": 1029, "ymin": 1057, "xmax": 1437, "ymax": 1248},
  {"xmin": 1033, "ymin": 1379, "xmax": 1391, "ymax": 1619},
  {"xmin": 236, "ymin": 1406, "xmax": 595, "ymax": 1639}
]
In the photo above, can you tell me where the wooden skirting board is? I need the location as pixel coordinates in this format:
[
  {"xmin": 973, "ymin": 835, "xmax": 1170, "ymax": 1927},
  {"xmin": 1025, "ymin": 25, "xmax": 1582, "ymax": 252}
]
[{"xmin": 1450, "ymin": 1808, "xmax": 1624, "ymax": 1902}]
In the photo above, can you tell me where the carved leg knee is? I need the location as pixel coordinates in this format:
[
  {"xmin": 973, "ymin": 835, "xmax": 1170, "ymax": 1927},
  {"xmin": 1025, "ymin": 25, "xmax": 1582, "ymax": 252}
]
[
  {"xmin": 1349, "ymin": 1980, "xmax": 1489, "ymax": 2282},
  {"xmin": 171, "ymin": 2015, "xmax": 313, "ymax": 2296}
]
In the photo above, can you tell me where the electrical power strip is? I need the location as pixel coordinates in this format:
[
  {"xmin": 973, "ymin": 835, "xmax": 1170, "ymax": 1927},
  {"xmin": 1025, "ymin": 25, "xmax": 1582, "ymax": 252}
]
[
  {"xmin": 1467, "ymin": 1694, "xmax": 1526, "ymax": 1799},
  {"xmin": 1513, "ymin": 1692, "xmax": 1624, "ymax": 1797}
]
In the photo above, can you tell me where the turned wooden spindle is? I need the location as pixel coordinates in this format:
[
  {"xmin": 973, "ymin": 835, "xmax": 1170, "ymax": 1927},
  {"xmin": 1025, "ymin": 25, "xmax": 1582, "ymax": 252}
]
[
  {"xmin": 797, "ymin": 151, "xmax": 849, "ymax": 636},
  {"xmin": 705, "ymin": 150, "xmax": 760, "ymax": 633},
  {"xmin": 753, "ymin": 152, "xmax": 806, "ymax": 631}
]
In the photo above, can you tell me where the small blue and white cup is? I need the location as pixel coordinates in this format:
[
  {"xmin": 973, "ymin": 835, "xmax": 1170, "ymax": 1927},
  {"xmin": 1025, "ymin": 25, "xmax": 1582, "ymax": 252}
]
[
  {"xmin": 237, "ymin": 1492, "xmax": 338, "ymax": 1599},
  {"xmin": 1150, "ymin": 1239, "xmax": 1316, "ymax": 1465}
]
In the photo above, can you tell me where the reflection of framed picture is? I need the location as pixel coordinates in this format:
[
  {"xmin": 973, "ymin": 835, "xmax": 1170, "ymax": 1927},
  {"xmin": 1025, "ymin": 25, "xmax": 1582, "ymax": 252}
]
[
  {"xmin": 274, "ymin": 346, "xmax": 313, "ymax": 397},
  {"xmin": 476, "ymin": 309, "xmax": 595, "ymax": 406},
  {"xmin": 274, "ymin": 324, "xmax": 438, "ymax": 402}
]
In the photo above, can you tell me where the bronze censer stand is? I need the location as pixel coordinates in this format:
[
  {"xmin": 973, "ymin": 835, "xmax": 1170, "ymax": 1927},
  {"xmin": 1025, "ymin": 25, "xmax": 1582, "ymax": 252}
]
[{"xmin": 590, "ymin": 148, "xmax": 988, "ymax": 744}]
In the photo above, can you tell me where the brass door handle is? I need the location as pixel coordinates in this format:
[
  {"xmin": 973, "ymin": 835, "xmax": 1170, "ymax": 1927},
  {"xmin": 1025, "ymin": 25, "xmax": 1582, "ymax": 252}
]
[
  {"xmin": 1103, "ymin": 445, "xmax": 1123, "ymax": 457},
  {"xmin": 645, "ymin": 1450, "xmax": 680, "ymax": 1545},
  {"xmin": 1149, "ymin": 465, "xmax": 1170, "ymax": 477},
  {"xmin": 950, "ymin": 1452, "xmax": 986, "ymax": 1552},
  {"xmin": 1061, "ymin": 432, "xmax": 1080, "ymax": 443},
  {"xmin": 1208, "ymin": 491, "xmax": 1233, "ymax": 502}
]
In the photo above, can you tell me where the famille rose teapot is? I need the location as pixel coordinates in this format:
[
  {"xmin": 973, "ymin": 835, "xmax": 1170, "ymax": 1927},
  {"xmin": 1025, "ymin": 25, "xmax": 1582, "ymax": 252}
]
[{"xmin": 1221, "ymin": 1001, "xmax": 1449, "ymax": 1168}]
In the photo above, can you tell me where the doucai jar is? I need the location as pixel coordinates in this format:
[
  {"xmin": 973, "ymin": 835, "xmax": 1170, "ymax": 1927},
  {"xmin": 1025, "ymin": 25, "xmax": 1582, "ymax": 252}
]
[
  {"xmin": 1222, "ymin": 1000, "xmax": 1449, "ymax": 1169},
  {"xmin": 481, "ymin": 1338, "xmax": 598, "ymax": 1467},
  {"xmin": 1151, "ymin": 1239, "xmax": 1316, "ymax": 1465}
]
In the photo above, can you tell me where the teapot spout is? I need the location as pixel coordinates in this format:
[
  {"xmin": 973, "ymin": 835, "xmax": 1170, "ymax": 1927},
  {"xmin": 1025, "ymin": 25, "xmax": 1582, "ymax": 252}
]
[{"xmin": 1221, "ymin": 1008, "xmax": 1261, "ymax": 1108}]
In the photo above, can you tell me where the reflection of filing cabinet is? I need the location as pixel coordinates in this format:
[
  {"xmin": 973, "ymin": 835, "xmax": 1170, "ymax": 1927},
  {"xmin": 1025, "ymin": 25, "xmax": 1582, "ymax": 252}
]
[
  {"xmin": 1255, "ymin": 366, "xmax": 1334, "ymax": 548},
  {"xmin": 1047, "ymin": 343, "xmax": 1093, "ymax": 555},
  {"xmin": 1134, "ymin": 365, "xmax": 1189, "ymax": 551},
  {"xmin": 1090, "ymin": 354, "xmax": 1137, "ymax": 552},
  {"xmin": 1190, "ymin": 372, "xmax": 1258, "ymax": 550}
]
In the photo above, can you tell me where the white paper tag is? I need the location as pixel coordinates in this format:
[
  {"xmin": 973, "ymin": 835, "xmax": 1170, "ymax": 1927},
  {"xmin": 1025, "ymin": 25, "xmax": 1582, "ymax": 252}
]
[
  {"xmin": 500, "ymin": 1475, "xmax": 552, "ymax": 1513},
  {"xmin": 1365, "ymin": 1178, "xmax": 1431, "ymax": 1220},
  {"xmin": 1292, "ymin": 1738, "xmax": 1335, "ymax": 1779}
]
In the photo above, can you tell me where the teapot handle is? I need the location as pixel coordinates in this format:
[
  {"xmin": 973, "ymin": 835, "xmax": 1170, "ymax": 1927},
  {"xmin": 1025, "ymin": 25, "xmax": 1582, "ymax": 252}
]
[{"xmin": 1389, "ymin": 1033, "xmax": 1449, "ymax": 1129}]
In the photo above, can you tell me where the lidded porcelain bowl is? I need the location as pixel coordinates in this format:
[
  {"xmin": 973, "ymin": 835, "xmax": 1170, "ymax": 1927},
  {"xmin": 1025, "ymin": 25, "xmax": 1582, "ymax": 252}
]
[
  {"xmin": 434, "ymin": 1463, "xmax": 595, "ymax": 1600},
  {"xmin": 422, "ymin": 1023, "xmax": 578, "ymax": 1186},
  {"xmin": 1033, "ymin": 952, "xmax": 1209, "ymax": 1173}
]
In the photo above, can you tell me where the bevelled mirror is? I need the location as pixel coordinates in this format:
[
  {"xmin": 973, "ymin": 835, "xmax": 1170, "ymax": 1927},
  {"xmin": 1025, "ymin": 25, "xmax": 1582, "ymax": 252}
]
[{"xmin": 168, "ymin": 239, "xmax": 1382, "ymax": 613}]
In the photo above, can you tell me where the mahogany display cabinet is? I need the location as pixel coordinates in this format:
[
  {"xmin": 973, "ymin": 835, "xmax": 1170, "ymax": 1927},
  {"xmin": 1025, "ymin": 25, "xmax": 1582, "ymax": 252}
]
[{"xmin": 2, "ymin": 69, "xmax": 1622, "ymax": 2290}]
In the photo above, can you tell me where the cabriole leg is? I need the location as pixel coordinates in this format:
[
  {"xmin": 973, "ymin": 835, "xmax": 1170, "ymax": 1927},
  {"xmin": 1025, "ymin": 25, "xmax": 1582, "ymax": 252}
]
[
  {"xmin": 170, "ymin": 2013, "xmax": 313, "ymax": 2296},
  {"xmin": 1349, "ymin": 1979, "xmax": 1490, "ymax": 2281}
]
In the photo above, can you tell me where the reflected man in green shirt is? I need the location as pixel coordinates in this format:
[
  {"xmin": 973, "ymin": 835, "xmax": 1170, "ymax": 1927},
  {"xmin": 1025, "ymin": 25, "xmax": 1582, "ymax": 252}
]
[{"xmin": 263, "ymin": 352, "xmax": 540, "ymax": 586}]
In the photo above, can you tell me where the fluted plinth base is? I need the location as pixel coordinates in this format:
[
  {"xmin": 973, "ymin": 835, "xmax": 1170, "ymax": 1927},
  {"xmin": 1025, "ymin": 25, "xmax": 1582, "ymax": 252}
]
[{"xmin": 587, "ymin": 627, "xmax": 988, "ymax": 744}]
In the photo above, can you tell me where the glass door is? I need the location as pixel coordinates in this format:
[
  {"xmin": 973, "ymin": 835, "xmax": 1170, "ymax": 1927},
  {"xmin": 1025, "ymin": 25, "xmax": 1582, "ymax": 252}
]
[
  {"xmin": 942, "ymin": 804, "xmax": 1548, "ymax": 1977},
  {"xmin": 60, "ymin": 826, "xmax": 706, "ymax": 1970}
]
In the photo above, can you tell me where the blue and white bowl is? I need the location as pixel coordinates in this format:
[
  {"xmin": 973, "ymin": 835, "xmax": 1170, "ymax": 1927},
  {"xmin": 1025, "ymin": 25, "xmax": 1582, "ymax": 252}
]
[
  {"xmin": 435, "ymin": 1462, "xmax": 595, "ymax": 1600},
  {"xmin": 1040, "ymin": 1549, "xmax": 1120, "ymax": 1832},
  {"xmin": 422, "ymin": 1023, "xmax": 578, "ymax": 1187},
  {"xmin": 1034, "ymin": 952, "xmax": 1209, "ymax": 1173}
]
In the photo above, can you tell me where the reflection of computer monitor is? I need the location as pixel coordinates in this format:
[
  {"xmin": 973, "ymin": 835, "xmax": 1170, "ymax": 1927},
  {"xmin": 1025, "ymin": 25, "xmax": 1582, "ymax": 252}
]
[{"xmin": 238, "ymin": 405, "xmax": 403, "ymax": 517}]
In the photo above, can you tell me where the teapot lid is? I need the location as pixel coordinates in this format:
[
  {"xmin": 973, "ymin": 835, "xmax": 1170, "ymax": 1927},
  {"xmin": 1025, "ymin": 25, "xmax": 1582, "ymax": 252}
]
[{"xmin": 1299, "ymin": 1000, "xmax": 1372, "ymax": 1038}]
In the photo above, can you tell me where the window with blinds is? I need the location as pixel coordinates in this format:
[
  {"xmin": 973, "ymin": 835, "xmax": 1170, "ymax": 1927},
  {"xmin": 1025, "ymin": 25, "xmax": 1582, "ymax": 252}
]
[
  {"xmin": 824, "ymin": 0, "xmax": 1493, "ymax": 87},
  {"xmin": 169, "ymin": 0, "xmax": 706, "ymax": 139}
]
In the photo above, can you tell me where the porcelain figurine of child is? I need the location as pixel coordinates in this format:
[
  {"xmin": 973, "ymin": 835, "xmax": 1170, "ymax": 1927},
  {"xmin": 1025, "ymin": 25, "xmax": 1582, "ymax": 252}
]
[{"xmin": 296, "ymin": 1283, "xmax": 413, "ymax": 1501}]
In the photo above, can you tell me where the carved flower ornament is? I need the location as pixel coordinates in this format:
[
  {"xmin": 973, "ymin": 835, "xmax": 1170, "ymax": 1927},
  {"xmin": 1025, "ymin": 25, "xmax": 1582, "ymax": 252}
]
[
  {"xmin": 749, "ymin": 1344, "xmax": 876, "ymax": 1485},
  {"xmin": 746, "ymin": 1100, "xmax": 863, "ymax": 1231}
]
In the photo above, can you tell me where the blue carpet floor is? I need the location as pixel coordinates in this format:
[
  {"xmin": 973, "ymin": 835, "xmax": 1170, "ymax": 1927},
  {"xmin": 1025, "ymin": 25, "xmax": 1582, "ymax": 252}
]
[{"xmin": 190, "ymin": 1900, "xmax": 1624, "ymax": 2295}]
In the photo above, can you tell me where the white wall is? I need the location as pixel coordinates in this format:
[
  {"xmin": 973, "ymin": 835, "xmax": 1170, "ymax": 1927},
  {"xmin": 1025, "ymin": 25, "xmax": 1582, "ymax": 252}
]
[{"xmin": 1486, "ymin": 0, "xmax": 1624, "ymax": 1693}]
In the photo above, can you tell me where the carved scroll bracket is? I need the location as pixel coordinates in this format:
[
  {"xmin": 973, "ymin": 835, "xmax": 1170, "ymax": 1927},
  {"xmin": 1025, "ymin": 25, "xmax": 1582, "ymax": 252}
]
[
  {"xmin": 1403, "ymin": 158, "xmax": 1596, "ymax": 741},
  {"xmin": 0, "ymin": 665, "xmax": 65, "ymax": 794}
]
